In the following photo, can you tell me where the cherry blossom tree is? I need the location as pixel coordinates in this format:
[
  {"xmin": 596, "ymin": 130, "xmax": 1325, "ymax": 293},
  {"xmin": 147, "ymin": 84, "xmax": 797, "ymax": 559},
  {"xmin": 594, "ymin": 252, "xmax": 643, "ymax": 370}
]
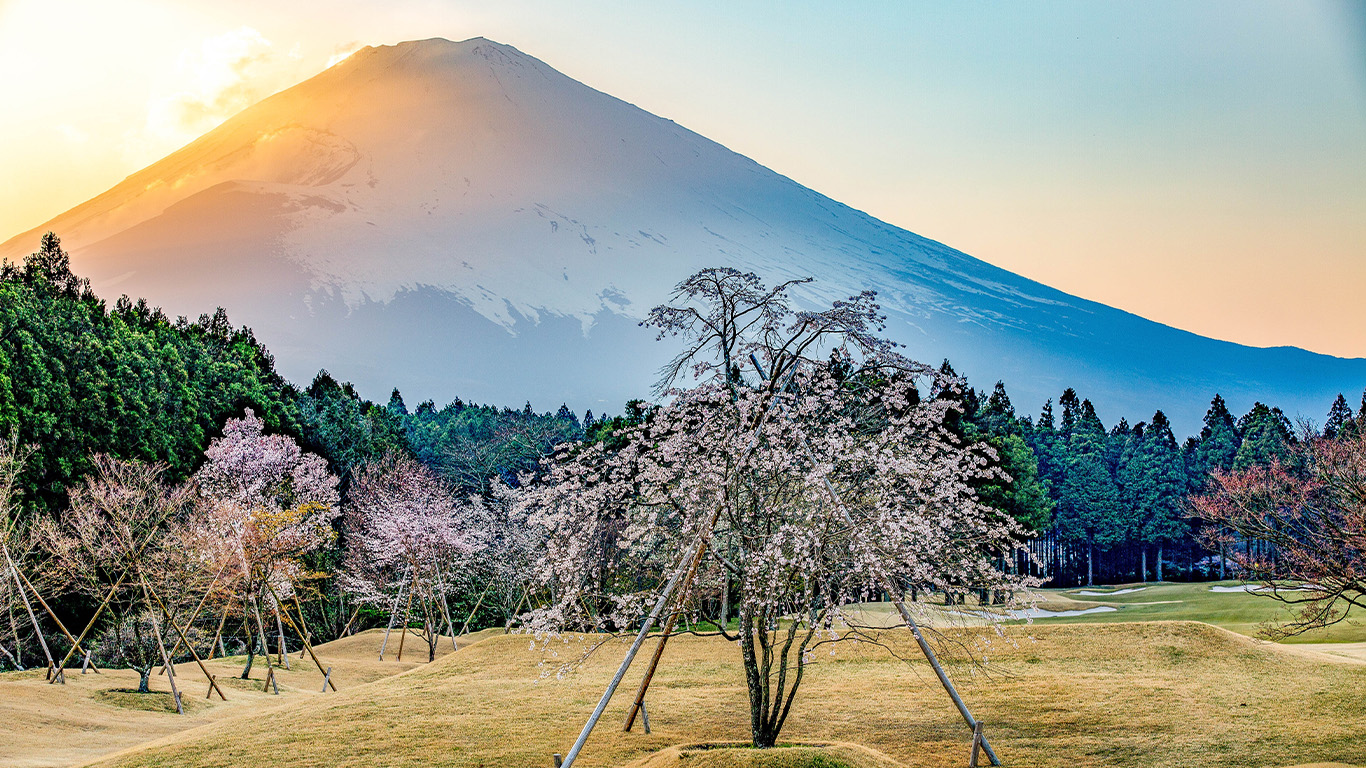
[
  {"xmin": 34, "ymin": 455, "xmax": 203, "ymax": 693},
  {"xmin": 1192, "ymin": 426, "xmax": 1366, "ymax": 638},
  {"xmin": 340, "ymin": 451, "xmax": 484, "ymax": 661},
  {"xmin": 191, "ymin": 409, "xmax": 339, "ymax": 677},
  {"xmin": 519, "ymin": 268, "xmax": 1034, "ymax": 750}
]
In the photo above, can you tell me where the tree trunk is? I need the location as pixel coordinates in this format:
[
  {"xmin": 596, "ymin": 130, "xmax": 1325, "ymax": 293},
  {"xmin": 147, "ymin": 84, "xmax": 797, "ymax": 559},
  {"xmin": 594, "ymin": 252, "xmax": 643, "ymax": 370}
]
[
  {"xmin": 1087, "ymin": 541, "xmax": 1094, "ymax": 587},
  {"xmin": 1156, "ymin": 543, "xmax": 1164, "ymax": 582},
  {"xmin": 239, "ymin": 623, "xmax": 256, "ymax": 680},
  {"xmin": 137, "ymin": 666, "xmax": 151, "ymax": 694},
  {"xmin": 1141, "ymin": 548, "xmax": 1147, "ymax": 582}
]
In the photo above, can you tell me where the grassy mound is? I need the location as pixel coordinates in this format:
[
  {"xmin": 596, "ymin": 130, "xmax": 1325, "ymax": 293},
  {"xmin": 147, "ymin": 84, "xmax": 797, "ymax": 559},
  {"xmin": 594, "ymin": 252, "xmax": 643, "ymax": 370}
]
[
  {"xmin": 76, "ymin": 621, "xmax": 1365, "ymax": 768},
  {"xmin": 92, "ymin": 688, "xmax": 208, "ymax": 714},
  {"xmin": 623, "ymin": 741, "xmax": 903, "ymax": 768}
]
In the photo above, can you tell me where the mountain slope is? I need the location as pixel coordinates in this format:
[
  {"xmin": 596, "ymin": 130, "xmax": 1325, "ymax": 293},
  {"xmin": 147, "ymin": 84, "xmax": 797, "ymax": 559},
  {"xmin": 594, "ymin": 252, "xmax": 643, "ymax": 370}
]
[{"xmin": 2, "ymin": 37, "xmax": 1360, "ymax": 431}]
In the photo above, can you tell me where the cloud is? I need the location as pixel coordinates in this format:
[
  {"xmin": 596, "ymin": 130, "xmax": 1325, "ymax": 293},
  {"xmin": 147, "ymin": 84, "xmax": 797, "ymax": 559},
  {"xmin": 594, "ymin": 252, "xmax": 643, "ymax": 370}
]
[
  {"xmin": 142, "ymin": 26, "xmax": 281, "ymax": 145},
  {"xmin": 326, "ymin": 41, "xmax": 364, "ymax": 69}
]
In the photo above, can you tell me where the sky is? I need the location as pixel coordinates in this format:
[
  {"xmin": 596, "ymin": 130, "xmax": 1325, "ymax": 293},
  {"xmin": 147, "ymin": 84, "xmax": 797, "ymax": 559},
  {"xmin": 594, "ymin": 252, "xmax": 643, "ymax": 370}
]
[{"xmin": 1, "ymin": 0, "xmax": 1363, "ymax": 358}]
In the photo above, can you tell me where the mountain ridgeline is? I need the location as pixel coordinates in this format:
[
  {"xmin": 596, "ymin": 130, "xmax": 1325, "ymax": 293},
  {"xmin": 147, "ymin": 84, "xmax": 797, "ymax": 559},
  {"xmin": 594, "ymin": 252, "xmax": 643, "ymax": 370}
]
[{"xmin": 0, "ymin": 37, "xmax": 1360, "ymax": 435}]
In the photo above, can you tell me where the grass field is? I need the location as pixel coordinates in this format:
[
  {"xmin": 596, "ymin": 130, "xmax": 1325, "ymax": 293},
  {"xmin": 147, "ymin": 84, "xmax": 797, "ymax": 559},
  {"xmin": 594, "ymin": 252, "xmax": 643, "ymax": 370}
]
[
  {"xmin": 848, "ymin": 580, "xmax": 1366, "ymax": 646},
  {"xmin": 0, "ymin": 627, "xmax": 494, "ymax": 768},
  {"xmin": 3, "ymin": 584, "xmax": 1363, "ymax": 768}
]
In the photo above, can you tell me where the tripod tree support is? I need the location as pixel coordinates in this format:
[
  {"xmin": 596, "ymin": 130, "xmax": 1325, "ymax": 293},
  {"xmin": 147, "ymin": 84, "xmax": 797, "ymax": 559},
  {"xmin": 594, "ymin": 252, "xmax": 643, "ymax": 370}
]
[
  {"xmin": 265, "ymin": 581, "xmax": 337, "ymax": 692},
  {"xmin": 4, "ymin": 544, "xmax": 57, "ymax": 681},
  {"xmin": 139, "ymin": 578, "xmax": 184, "ymax": 714},
  {"xmin": 140, "ymin": 570, "xmax": 227, "ymax": 701},
  {"xmin": 12, "ymin": 558, "xmax": 98, "ymax": 674},
  {"xmin": 622, "ymin": 521, "xmax": 712, "ymax": 731},
  {"xmin": 558, "ymin": 538, "xmax": 705, "ymax": 768},
  {"xmin": 751, "ymin": 354, "xmax": 1002, "ymax": 766}
]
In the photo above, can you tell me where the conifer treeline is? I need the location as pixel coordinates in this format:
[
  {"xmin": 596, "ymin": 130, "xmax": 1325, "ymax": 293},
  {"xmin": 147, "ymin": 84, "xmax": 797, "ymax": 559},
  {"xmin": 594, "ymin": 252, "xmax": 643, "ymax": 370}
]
[
  {"xmin": 4, "ymin": 234, "xmax": 1361, "ymax": 589},
  {"xmin": 952, "ymin": 362, "xmax": 1364, "ymax": 586}
]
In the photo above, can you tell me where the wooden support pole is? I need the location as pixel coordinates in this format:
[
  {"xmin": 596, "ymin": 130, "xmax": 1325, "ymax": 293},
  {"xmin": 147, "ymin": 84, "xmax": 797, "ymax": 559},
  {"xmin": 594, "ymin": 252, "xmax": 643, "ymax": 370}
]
[
  {"xmin": 207, "ymin": 600, "xmax": 231, "ymax": 660},
  {"xmin": 623, "ymin": 530, "xmax": 710, "ymax": 732},
  {"xmin": 55, "ymin": 524, "xmax": 167, "ymax": 677},
  {"xmin": 159, "ymin": 561, "xmax": 230, "ymax": 670},
  {"xmin": 140, "ymin": 571, "xmax": 227, "ymax": 701},
  {"xmin": 4, "ymin": 547, "xmax": 56, "ymax": 682},
  {"xmin": 750, "ymin": 355, "xmax": 1002, "ymax": 766},
  {"xmin": 274, "ymin": 604, "xmax": 291, "ymax": 670},
  {"xmin": 433, "ymin": 559, "xmax": 459, "ymax": 650},
  {"xmin": 640, "ymin": 700, "xmax": 651, "ymax": 734},
  {"xmin": 558, "ymin": 540, "xmax": 704, "ymax": 768},
  {"xmin": 340, "ymin": 605, "xmax": 361, "ymax": 637},
  {"xmin": 263, "ymin": 582, "xmax": 336, "ymax": 692},
  {"xmin": 264, "ymin": 666, "xmax": 278, "ymax": 694},
  {"xmin": 969, "ymin": 721, "xmax": 983, "ymax": 768},
  {"xmin": 0, "ymin": 639, "xmax": 19, "ymax": 669},
  {"xmin": 378, "ymin": 565, "xmax": 410, "ymax": 661},
  {"xmin": 396, "ymin": 569, "xmax": 416, "ymax": 662},
  {"xmin": 457, "ymin": 577, "xmax": 495, "ymax": 636},
  {"xmin": 12, "ymin": 562, "xmax": 99, "ymax": 673},
  {"xmin": 140, "ymin": 580, "xmax": 183, "ymax": 715}
]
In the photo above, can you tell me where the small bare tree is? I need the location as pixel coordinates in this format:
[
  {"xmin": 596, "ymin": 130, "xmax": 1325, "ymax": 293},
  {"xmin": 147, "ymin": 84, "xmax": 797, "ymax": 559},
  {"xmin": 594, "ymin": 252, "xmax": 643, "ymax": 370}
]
[
  {"xmin": 1192, "ymin": 426, "xmax": 1366, "ymax": 638},
  {"xmin": 34, "ymin": 456, "xmax": 200, "ymax": 693}
]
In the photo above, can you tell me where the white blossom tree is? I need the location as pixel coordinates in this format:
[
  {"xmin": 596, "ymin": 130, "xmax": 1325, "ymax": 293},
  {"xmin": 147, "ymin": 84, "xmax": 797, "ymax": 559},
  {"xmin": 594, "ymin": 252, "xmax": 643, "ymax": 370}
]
[
  {"xmin": 339, "ymin": 451, "xmax": 484, "ymax": 661},
  {"xmin": 519, "ymin": 268, "xmax": 1034, "ymax": 750}
]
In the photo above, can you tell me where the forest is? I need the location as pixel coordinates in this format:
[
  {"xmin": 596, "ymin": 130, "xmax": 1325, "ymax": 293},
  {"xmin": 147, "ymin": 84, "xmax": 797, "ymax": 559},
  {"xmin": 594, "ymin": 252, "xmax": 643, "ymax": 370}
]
[{"xmin": 2, "ymin": 233, "xmax": 1363, "ymax": 676}]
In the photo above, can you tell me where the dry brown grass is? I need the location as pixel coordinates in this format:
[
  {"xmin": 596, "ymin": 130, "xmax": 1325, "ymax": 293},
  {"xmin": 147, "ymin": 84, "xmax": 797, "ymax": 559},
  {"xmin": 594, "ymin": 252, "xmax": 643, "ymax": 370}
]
[
  {"xmin": 621, "ymin": 741, "xmax": 903, "ymax": 768},
  {"xmin": 0, "ymin": 628, "xmax": 494, "ymax": 768},
  {"xmin": 64, "ymin": 621, "xmax": 1366, "ymax": 768}
]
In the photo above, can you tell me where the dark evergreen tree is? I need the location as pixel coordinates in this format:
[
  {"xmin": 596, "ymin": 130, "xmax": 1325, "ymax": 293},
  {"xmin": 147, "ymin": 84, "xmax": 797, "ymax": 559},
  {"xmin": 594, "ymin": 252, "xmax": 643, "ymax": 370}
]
[
  {"xmin": 1325, "ymin": 393, "xmax": 1352, "ymax": 439},
  {"xmin": 1193, "ymin": 394, "xmax": 1241, "ymax": 479},
  {"xmin": 1233, "ymin": 402, "xmax": 1294, "ymax": 470}
]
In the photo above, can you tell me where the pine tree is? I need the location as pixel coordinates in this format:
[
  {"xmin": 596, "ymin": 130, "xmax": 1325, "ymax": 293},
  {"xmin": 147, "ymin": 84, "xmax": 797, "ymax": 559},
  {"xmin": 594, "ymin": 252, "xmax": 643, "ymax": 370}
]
[
  {"xmin": 1234, "ymin": 402, "xmax": 1294, "ymax": 470},
  {"xmin": 1325, "ymin": 393, "xmax": 1352, "ymax": 439},
  {"xmin": 1193, "ymin": 394, "xmax": 1241, "ymax": 480}
]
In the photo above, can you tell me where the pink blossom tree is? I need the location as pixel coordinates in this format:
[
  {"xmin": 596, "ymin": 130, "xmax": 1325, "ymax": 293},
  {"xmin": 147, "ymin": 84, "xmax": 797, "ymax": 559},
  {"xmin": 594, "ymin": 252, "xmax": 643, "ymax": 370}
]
[
  {"xmin": 191, "ymin": 409, "xmax": 339, "ymax": 677},
  {"xmin": 340, "ymin": 451, "xmax": 484, "ymax": 661},
  {"xmin": 519, "ymin": 268, "xmax": 1034, "ymax": 749}
]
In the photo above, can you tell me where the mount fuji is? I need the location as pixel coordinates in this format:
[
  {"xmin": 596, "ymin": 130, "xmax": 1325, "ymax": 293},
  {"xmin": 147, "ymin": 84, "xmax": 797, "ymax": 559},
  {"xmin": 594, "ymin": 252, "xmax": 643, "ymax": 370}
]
[{"xmin": 2, "ymin": 37, "xmax": 1361, "ymax": 432}]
